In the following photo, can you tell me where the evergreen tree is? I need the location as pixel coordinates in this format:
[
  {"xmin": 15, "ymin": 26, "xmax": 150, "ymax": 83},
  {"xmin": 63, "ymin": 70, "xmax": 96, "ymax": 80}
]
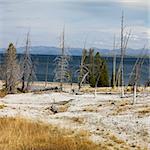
[
  {"xmin": 89, "ymin": 52, "xmax": 109, "ymax": 87},
  {"xmin": 78, "ymin": 49, "xmax": 109, "ymax": 88},
  {"xmin": 88, "ymin": 48, "xmax": 95, "ymax": 87},
  {"xmin": 4, "ymin": 43, "xmax": 20, "ymax": 94},
  {"xmin": 98, "ymin": 59, "xmax": 109, "ymax": 87},
  {"xmin": 94, "ymin": 52, "xmax": 103, "ymax": 87}
]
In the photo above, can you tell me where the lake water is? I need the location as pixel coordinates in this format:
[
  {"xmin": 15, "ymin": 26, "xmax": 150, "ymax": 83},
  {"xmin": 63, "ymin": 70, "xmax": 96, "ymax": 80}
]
[{"xmin": 0, "ymin": 54, "xmax": 149, "ymax": 85}]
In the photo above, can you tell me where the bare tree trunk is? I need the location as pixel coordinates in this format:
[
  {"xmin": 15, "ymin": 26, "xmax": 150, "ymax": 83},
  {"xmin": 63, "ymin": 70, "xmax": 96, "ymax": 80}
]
[
  {"xmin": 94, "ymin": 75, "xmax": 100, "ymax": 98},
  {"xmin": 60, "ymin": 27, "xmax": 65, "ymax": 91},
  {"xmin": 120, "ymin": 11, "xmax": 125, "ymax": 98},
  {"xmin": 45, "ymin": 58, "xmax": 49, "ymax": 88},
  {"xmin": 112, "ymin": 35, "xmax": 116, "ymax": 88},
  {"xmin": 78, "ymin": 49, "xmax": 87, "ymax": 90},
  {"xmin": 54, "ymin": 27, "xmax": 70, "ymax": 91},
  {"xmin": 133, "ymin": 63, "xmax": 140, "ymax": 104},
  {"xmin": 20, "ymin": 32, "xmax": 36, "ymax": 92},
  {"xmin": 133, "ymin": 83, "xmax": 137, "ymax": 104},
  {"xmin": 21, "ymin": 76, "xmax": 25, "ymax": 91}
]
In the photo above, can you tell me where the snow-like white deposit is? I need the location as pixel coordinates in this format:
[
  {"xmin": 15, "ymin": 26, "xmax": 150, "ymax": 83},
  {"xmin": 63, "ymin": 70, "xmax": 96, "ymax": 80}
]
[{"xmin": 0, "ymin": 92, "xmax": 150, "ymax": 148}]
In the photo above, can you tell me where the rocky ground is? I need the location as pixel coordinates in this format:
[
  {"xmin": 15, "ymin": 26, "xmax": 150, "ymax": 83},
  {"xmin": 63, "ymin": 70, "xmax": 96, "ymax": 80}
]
[{"xmin": 0, "ymin": 90, "xmax": 150, "ymax": 149}]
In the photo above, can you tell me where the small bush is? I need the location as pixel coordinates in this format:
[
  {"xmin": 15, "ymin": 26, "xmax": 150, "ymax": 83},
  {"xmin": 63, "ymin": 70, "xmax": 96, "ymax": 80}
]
[{"xmin": 0, "ymin": 89, "xmax": 7, "ymax": 98}]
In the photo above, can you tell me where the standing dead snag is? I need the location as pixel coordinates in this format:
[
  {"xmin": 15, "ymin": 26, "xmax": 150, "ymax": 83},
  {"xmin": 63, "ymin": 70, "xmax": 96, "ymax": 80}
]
[
  {"xmin": 4, "ymin": 43, "xmax": 20, "ymax": 94},
  {"xmin": 77, "ymin": 48, "xmax": 89, "ymax": 90},
  {"xmin": 120, "ymin": 11, "xmax": 125, "ymax": 98},
  {"xmin": 20, "ymin": 32, "xmax": 36, "ymax": 92},
  {"xmin": 54, "ymin": 28, "xmax": 70, "ymax": 91},
  {"xmin": 116, "ymin": 12, "xmax": 131, "ymax": 97},
  {"xmin": 45, "ymin": 58, "xmax": 50, "ymax": 88},
  {"xmin": 77, "ymin": 38, "xmax": 89, "ymax": 90},
  {"xmin": 128, "ymin": 47, "xmax": 147, "ymax": 104},
  {"xmin": 112, "ymin": 35, "xmax": 116, "ymax": 88}
]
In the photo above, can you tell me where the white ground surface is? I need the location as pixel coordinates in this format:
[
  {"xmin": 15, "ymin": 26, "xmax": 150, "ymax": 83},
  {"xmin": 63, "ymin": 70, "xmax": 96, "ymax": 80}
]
[{"xmin": 0, "ymin": 91, "xmax": 150, "ymax": 149}]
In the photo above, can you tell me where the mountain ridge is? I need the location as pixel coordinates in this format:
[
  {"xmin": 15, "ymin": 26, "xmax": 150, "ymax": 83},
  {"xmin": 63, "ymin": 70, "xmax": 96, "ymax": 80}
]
[{"xmin": 0, "ymin": 46, "xmax": 149, "ymax": 56}]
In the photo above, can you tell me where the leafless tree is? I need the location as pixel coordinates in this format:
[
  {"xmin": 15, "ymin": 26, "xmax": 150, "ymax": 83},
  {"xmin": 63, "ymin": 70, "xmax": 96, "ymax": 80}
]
[
  {"xmin": 77, "ymin": 48, "xmax": 89, "ymax": 90},
  {"xmin": 45, "ymin": 58, "xmax": 49, "ymax": 88},
  {"xmin": 128, "ymin": 47, "xmax": 147, "ymax": 104},
  {"xmin": 120, "ymin": 11, "xmax": 125, "ymax": 97},
  {"xmin": 116, "ymin": 12, "xmax": 131, "ymax": 97},
  {"xmin": 54, "ymin": 28, "xmax": 70, "ymax": 91},
  {"xmin": 4, "ymin": 43, "xmax": 20, "ymax": 94},
  {"xmin": 20, "ymin": 32, "xmax": 36, "ymax": 92},
  {"xmin": 112, "ymin": 35, "xmax": 116, "ymax": 88}
]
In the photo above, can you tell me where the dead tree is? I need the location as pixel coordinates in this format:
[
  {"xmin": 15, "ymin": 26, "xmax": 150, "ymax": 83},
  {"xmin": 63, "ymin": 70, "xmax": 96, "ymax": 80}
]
[
  {"xmin": 45, "ymin": 58, "xmax": 50, "ymax": 88},
  {"xmin": 132, "ymin": 62, "xmax": 142, "ymax": 104},
  {"xmin": 128, "ymin": 47, "xmax": 145, "ymax": 86},
  {"xmin": 120, "ymin": 11, "xmax": 125, "ymax": 97},
  {"xmin": 54, "ymin": 28, "xmax": 70, "ymax": 91},
  {"xmin": 112, "ymin": 35, "xmax": 116, "ymax": 88},
  {"xmin": 4, "ymin": 43, "xmax": 20, "ymax": 94},
  {"xmin": 128, "ymin": 48, "xmax": 147, "ymax": 104},
  {"xmin": 77, "ymin": 48, "xmax": 89, "ymax": 90},
  {"xmin": 116, "ymin": 12, "xmax": 131, "ymax": 97},
  {"xmin": 94, "ymin": 62, "xmax": 104, "ymax": 97},
  {"xmin": 77, "ymin": 37, "xmax": 90, "ymax": 90},
  {"xmin": 133, "ymin": 65, "xmax": 139, "ymax": 104},
  {"xmin": 20, "ymin": 32, "xmax": 36, "ymax": 92}
]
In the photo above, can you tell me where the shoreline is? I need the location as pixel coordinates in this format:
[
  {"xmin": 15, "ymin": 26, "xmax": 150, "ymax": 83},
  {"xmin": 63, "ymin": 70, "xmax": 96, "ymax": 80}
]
[{"xmin": 0, "ymin": 80, "xmax": 150, "ymax": 94}]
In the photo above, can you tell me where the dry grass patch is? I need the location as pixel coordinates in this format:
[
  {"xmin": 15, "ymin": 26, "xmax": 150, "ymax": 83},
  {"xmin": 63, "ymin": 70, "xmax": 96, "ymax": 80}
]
[
  {"xmin": 110, "ymin": 100, "xmax": 133, "ymax": 115},
  {"xmin": 0, "ymin": 117, "xmax": 101, "ymax": 150},
  {"xmin": 80, "ymin": 87, "xmax": 112, "ymax": 93},
  {"xmin": 137, "ymin": 107, "xmax": 150, "ymax": 117},
  {"xmin": 71, "ymin": 117, "xmax": 85, "ymax": 124},
  {"xmin": 0, "ymin": 89, "xmax": 7, "ymax": 98},
  {"xmin": 111, "ymin": 106, "xmax": 132, "ymax": 115},
  {"xmin": 83, "ymin": 106, "xmax": 98, "ymax": 112},
  {"xmin": 0, "ymin": 104, "xmax": 6, "ymax": 109},
  {"xmin": 116, "ymin": 100, "xmax": 132, "ymax": 107},
  {"xmin": 109, "ymin": 100, "xmax": 132, "ymax": 107},
  {"xmin": 57, "ymin": 104, "xmax": 69, "ymax": 112},
  {"xmin": 95, "ymin": 130, "xmax": 132, "ymax": 150}
]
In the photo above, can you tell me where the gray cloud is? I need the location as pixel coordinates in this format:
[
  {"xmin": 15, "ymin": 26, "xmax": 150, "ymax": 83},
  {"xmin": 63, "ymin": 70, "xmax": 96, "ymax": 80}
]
[{"xmin": 0, "ymin": 0, "xmax": 148, "ymax": 49}]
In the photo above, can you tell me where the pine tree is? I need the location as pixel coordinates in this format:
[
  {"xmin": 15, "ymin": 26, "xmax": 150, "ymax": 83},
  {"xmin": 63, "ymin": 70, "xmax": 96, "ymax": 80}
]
[
  {"xmin": 79, "ymin": 50, "xmax": 109, "ymax": 88},
  {"xmin": 88, "ymin": 48, "xmax": 95, "ymax": 87},
  {"xmin": 94, "ymin": 52, "xmax": 103, "ymax": 87},
  {"xmin": 92, "ymin": 52, "xmax": 109, "ymax": 87},
  {"xmin": 4, "ymin": 43, "xmax": 20, "ymax": 94},
  {"xmin": 98, "ymin": 59, "xmax": 109, "ymax": 87}
]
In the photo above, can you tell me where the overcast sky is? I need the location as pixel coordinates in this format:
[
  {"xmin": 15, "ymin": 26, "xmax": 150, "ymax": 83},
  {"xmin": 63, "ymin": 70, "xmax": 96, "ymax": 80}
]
[{"xmin": 0, "ymin": 0, "xmax": 149, "ymax": 49}]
